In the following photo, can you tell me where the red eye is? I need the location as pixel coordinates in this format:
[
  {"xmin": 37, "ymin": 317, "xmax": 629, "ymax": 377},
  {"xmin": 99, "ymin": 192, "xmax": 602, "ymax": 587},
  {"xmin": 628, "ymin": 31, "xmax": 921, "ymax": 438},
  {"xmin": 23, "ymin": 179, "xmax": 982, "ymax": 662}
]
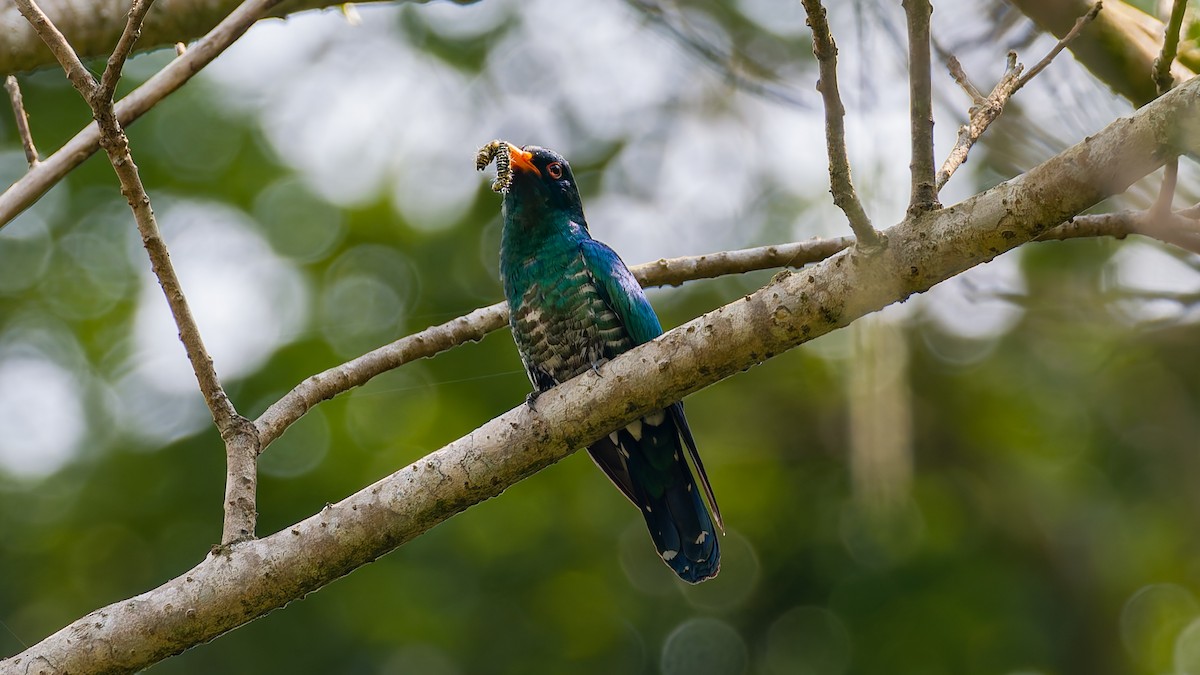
[{"xmin": 546, "ymin": 162, "xmax": 564, "ymax": 179}]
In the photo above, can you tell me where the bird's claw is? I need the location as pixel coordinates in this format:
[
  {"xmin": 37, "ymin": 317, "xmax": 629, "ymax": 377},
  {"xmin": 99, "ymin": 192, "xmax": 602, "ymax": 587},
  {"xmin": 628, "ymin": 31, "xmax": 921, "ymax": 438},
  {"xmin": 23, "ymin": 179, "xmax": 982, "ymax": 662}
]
[{"xmin": 524, "ymin": 390, "xmax": 541, "ymax": 411}]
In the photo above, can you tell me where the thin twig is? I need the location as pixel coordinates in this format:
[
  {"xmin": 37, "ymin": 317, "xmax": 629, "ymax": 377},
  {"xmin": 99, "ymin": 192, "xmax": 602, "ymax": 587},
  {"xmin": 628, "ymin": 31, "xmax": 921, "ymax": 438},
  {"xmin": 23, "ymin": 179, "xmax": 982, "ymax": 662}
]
[
  {"xmin": 13, "ymin": 0, "xmax": 98, "ymax": 98},
  {"xmin": 800, "ymin": 0, "xmax": 882, "ymax": 249},
  {"xmin": 945, "ymin": 55, "xmax": 984, "ymax": 103},
  {"xmin": 1153, "ymin": 160, "xmax": 1179, "ymax": 218},
  {"xmin": 1149, "ymin": 0, "xmax": 1188, "ymax": 224},
  {"xmin": 902, "ymin": 0, "xmax": 941, "ymax": 216},
  {"xmin": 256, "ymin": 199, "xmax": 1200, "ymax": 450},
  {"xmin": 17, "ymin": 0, "xmax": 259, "ymax": 544},
  {"xmin": 0, "ymin": 0, "xmax": 290, "ymax": 232},
  {"xmin": 1016, "ymin": 2, "xmax": 1103, "ymax": 89},
  {"xmin": 937, "ymin": 52, "xmax": 1023, "ymax": 190},
  {"xmin": 937, "ymin": 3, "xmax": 1101, "ymax": 191},
  {"xmin": 1152, "ymin": 0, "xmax": 1189, "ymax": 95},
  {"xmin": 255, "ymin": 236, "xmax": 856, "ymax": 447},
  {"xmin": 4, "ymin": 77, "xmax": 40, "ymax": 167},
  {"xmin": 97, "ymin": 0, "xmax": 156, "ymax": 105}
]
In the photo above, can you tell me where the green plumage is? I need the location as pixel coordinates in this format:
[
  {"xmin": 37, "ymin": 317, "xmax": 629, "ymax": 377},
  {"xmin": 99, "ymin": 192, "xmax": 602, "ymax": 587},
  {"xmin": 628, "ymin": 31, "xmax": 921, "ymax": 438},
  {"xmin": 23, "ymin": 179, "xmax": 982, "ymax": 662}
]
[{"xmin": 491, "ymin": 143, "xmax": 721, "ymax": 583}]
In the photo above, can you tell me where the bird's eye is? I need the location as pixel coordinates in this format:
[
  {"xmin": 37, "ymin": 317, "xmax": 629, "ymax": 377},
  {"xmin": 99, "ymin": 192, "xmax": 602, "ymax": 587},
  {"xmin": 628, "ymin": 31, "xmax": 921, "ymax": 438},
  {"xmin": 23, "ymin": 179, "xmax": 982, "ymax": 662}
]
[{"xmin": 546, "ymin": 162, "xmax": 564, "ymax": 180}]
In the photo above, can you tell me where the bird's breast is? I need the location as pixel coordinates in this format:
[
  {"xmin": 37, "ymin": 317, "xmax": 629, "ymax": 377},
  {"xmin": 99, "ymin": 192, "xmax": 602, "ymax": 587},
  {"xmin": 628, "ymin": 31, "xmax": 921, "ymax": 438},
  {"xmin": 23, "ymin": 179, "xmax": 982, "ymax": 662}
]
[{"xmin": 509, "ymin": 256, "xmax": 632, "ymax": 385}]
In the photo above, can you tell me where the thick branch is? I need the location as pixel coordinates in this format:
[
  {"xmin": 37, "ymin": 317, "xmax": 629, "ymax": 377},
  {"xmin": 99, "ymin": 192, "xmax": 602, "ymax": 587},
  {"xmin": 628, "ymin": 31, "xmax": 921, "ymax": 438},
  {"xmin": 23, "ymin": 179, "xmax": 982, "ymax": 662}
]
[
  {"xmin": 255, "ymin": 236, "xmax": 857, "ymax": 448},
  {"xmin": 3, "ymin": 76, "xmax": 39, "ymax": 166},
  {"xmin": 6, "ymin": 76, "xmax": 1194, "ymax": 675},
  {"xmin": 902, "ymin": 0, "xmax": 940, "ymax": 215},
  {"xmin": 800, "ymin": 0, "xmax": 881, "ymax": 248},
  {"xmin": 0, "ymin": 0, "xmax": 290, "ymax": 231}
]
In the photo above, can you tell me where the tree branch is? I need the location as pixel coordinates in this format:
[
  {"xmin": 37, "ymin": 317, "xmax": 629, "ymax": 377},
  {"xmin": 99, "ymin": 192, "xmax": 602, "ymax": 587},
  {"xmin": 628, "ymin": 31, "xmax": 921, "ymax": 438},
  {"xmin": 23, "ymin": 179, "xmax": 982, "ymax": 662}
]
[
  {"xmin": 3, "ymin": 76, "xmax": 39, "ymax": 167},
  {"xmin": 902, "ymin": 0, "xmax": 941, "ymax": 215},
  {"xmin": 0, "ymin": 0, "xmax": 444, "ymax": 75},
  {"xmin": 1152, "ymin": 0, "xmax": 1189, "ymax": 95},
  {"xmin": 800, "ymin": 0, "xmax": 882, "ymax": 249},
  {"xmin": 1010, "ymin": 0, "xmax": 1196, "ymax": 106},
  {"xmin": 17, "ymin": 0, "xmax": 259, "ymax": 545},
  {"xmin": 255, "ymin": 236, "xmax": 857, "ymax": 448},
  {"xmin": 13, "ymin": 0, "xmax": 97, "ymax": 98},
  {"xmin": 936, "ymin": 3, "xmax": 1100, "ymax": 190},
  {"xmin": 0, "ymin": 0, "xmax": 290, "ymax": 232},
  {"xmin": 96, "ymin": 0, "xmax": 155, "ymax": 104},
  {"xmin": 5, "ymin": 72, "xmax": 1198, "ymax": 675},
  {"xmin": 1016, "ymin": 2, "xmax": 1103, "ymax": 89},
  {"xmin": 937, "ymin": 52, "xmax": 1023, "ymax": 191},
  {"xmin": 1150, "ymin": 0, "xmax": 1188, "ymax": 222}
]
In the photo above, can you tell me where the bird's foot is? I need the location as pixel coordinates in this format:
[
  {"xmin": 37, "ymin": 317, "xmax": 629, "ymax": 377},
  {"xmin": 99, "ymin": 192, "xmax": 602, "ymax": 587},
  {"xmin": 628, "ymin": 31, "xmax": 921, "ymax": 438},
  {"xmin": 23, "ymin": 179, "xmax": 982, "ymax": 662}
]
[
  {"xmin": 590, "ymin": 359, "xmax": 606, "ymax": 377},
  {"xmin": 524, "ymin": 390, "xmax": 541, "ymax": 411}
]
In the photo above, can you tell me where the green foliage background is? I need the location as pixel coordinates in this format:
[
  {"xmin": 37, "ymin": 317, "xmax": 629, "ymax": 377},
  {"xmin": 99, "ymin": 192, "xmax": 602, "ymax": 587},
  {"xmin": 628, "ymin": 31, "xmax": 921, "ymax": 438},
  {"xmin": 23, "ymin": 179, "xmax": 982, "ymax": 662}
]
[{"xmin": 2, "ymin": 1, "xmax": 1200, "ymax": 674}]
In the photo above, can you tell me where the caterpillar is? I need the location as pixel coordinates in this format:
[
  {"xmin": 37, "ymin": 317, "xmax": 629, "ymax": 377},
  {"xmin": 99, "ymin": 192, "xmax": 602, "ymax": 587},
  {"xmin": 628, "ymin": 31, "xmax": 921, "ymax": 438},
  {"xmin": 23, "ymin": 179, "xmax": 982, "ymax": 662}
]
[{"xmin": 476, "ymin": 140, "xmax": 513, "ymax": 193}]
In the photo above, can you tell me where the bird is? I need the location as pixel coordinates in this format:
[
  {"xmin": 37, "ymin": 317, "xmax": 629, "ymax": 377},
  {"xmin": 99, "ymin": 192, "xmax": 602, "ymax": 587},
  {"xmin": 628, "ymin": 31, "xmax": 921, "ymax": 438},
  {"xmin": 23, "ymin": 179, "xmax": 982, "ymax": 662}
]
[{"xmin": 489, "ymin": 142, "xmax": 722, "ymax": 583}]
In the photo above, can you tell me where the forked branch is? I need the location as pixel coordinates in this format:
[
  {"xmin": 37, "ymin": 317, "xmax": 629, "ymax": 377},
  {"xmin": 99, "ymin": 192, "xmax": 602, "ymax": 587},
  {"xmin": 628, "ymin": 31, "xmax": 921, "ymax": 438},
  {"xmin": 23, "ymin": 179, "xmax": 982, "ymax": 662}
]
[
  {"xmin": 937, "ymin": 3, "xmax": 1101, "ymax": 190},
  {"xmin": 15, "ymin": 0, "xmax": 259, "ymax": 545},
  {"xmin": 0, "ymin": 0, "xmax": 290, "ymax": 232}
]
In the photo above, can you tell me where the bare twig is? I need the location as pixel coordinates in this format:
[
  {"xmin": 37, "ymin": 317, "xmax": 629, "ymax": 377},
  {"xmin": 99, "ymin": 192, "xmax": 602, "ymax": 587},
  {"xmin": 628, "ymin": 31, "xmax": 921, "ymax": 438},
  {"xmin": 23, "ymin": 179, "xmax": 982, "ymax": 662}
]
[
  {"xmin": 257, "ymin": 199, "xmax": 1200, "ymax": 450},
  {"xmin": 945, "ymin": 55, "xmax": 985, "ymax": 103},
  {"xmin": 800, "ymin": 0, "xmax": 882, "ymax": 249},
  {"xmin": 937, "ymin": 53, "xmax": 1023, "ymax": 190},
  {"xmin": 13, "ymin": 0, "xmax": 98, "ymax": 98},
  {"xmin": 97, "ymin": 0, "xmax": 156, "ymax": 105},
  {"xmin": 1149, "ymin": 0, "xmax": 1188, "ymax": 225},
  {"xmin": 4, "ymin": 76, "xmax": 39, "ymax": 167},
  {"xmin": 1153, "ymin": 161, "xmax": 1179, "ymax": 218},
  {"xmin": 17, "ymin": 0, "xmax": 259, "ymax": 544},
  {"xmin": 0, "ymin": 0, "xmax": 290, "ymax": 232},
  {"xmin": 937, "ymin": 3, "xmax": 1101, "ymax": 191},
  {"xmin": 1152, "ymin": 0, "xmax": 1189, "ymax": 95},
  {"xmin": 256, "ymin": 236, "xmax": 856, "ymax": 448},
  {"xmin": 902, "ymin": 0, "xmax": 941, "ymax": 216},
  {"xmin": 1017, "ymin": 2, "xmax": 1103, "ymax": 89}
]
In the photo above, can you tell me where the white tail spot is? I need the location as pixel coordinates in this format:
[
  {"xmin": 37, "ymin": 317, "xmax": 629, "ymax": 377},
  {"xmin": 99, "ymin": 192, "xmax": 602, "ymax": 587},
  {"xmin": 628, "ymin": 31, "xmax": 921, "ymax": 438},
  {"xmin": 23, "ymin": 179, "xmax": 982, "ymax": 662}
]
[
  {"xmin": 608, "ymin": 432, "xmax": 619, "ymax": 445},
  {"xmin": 695, "ymin": 532, "xmax": 707, "ymax": 544},
  {"xmin": 626, "ymin": 419, "xmax": 643, "ymax": 441},
  {"xmin": 662, "ymin": 550, "xmax": 678, "ymax": 561}
]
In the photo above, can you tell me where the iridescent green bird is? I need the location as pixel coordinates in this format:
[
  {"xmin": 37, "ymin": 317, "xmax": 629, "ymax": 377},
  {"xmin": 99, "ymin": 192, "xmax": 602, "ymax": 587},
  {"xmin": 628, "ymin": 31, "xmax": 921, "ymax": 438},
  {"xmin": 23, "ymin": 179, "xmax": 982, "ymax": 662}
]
[{"xmin": 490, "ymin": 142, "xmax": 722, "ymax": 583}]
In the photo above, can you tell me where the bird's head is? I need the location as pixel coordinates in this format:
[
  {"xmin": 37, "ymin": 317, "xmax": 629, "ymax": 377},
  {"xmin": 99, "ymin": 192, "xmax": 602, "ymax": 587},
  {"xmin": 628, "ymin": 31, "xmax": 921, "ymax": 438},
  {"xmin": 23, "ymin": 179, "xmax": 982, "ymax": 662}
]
[{"xmin": 502, "ymin": 143, "xmax": 586, "ymax": 225}]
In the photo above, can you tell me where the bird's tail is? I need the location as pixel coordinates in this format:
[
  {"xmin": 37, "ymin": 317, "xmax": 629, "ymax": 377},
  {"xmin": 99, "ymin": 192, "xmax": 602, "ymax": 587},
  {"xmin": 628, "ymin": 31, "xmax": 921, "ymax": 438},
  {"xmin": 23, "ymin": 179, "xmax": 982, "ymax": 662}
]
[
  {"xmin": 589, "ymin": 408, "xmax": 721, "ymax": 583},
  {"xmin": 638, "ymin": 466, "xmax": 721, "ymax": 583}
]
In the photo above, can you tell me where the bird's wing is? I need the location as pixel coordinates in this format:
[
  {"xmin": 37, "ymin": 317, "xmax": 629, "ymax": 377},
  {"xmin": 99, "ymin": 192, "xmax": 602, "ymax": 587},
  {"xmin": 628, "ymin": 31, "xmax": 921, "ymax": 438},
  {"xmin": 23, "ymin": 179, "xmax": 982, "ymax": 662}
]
[
  {"xmin": 579, "ymin": 238, "xmax": 722, "ymax": 529},
  {"xmin": 578, "ymin": 239, "xmax": 663, "ymax": 344}
]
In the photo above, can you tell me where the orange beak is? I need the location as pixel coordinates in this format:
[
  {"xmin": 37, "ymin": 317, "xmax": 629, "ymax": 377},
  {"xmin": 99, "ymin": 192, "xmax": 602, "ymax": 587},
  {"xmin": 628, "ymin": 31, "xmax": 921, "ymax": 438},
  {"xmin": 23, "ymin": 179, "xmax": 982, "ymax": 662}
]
[{"xmin": 506, "ymin": 143, "xmax": 540, "ymax": 177}]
